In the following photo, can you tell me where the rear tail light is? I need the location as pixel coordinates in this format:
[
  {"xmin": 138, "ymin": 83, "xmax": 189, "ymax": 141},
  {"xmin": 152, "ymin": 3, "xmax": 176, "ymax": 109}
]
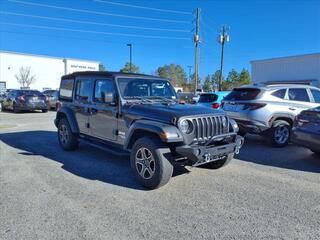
[
  {"xmin": 212, "ymin": 103, "xmax": 220, "ymax": 109},
  {"xmin": 18, "ymin": 95, "xmax": 25, "ymax": 101},
  {"xmin": 243, "ymin": 103, "xmax": 266, "ymax": 110}
]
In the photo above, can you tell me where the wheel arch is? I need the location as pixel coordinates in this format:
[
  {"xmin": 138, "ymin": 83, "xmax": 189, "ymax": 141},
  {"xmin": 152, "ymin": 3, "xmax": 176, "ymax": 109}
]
[
  {"xmin": 54, "ymin": 107, "xmax": 79, "ymax": 133},
  {"xmin": 124, "ymin": 120, "xmax": 183, "ymax": 150}
]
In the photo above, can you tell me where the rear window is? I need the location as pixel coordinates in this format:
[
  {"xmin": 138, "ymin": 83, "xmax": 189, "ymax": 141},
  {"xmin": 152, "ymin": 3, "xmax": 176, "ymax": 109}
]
[
  {"xmin": 199, "ymin": 94, "xmax": 218, "ymax": 103},
  {"xmin": 224, "ymin": 88, "xmax": 261, "ymax": 101},
  {"xmin": 59, "ymin": 79, "xmax": 74, "ymax": 100}
]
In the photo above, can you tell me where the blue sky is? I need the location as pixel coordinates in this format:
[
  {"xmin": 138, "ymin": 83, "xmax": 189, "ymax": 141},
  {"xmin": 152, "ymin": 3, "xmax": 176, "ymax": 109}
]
[{"xmin": 0, "ymin": 0, "xmax": 319, "ymax": 82}]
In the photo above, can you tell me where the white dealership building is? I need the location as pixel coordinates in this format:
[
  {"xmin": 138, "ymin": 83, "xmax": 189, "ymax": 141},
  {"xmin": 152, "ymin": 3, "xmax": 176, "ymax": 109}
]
[
  {"xmin": 251, "ymin": 53, "xmax": 320, "ymax": 87},
  {"xmin": 0, "ymin": 51, "xmax": 100, "ymax": 91}
]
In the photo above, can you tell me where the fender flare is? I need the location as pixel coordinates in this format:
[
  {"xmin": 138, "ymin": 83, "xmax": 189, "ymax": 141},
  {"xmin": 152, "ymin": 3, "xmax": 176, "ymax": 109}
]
[
  {"xmin": 54, "ymin": 107, "xmax": 79, "ymax": 133},
  {"xmin": 269, "ymin": 113, "xmax": 295, "ymax": 127},
  {"xmin": 124, "ymin": 119, "xmax": 183, "ymax": 150}
]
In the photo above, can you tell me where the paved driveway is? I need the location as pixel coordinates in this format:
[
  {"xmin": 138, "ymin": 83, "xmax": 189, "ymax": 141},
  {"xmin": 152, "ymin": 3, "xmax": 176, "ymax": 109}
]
[{"xmin": 0, "ymin": 111, "xmax": 319, "ymax": 240}]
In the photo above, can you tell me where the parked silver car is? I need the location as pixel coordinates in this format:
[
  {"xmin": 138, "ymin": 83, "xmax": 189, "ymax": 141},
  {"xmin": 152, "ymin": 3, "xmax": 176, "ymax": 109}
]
[{"xmin": 221, "ymin": 84, "xmax": 320, "ymax": 147}]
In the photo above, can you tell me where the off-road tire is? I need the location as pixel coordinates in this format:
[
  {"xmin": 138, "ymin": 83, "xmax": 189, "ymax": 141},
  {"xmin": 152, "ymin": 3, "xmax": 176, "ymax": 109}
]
[
  {"xmin": 311, "ymin": 150, "xmax": 320, "ymax": 156},
  {"xmin": 202, "ymin": 153, "xmax": 234, "ymax": 169},
  {"xmin": 268, "ymin": 120, "xmax": 291, "ymax": 147},
  {"xmin": 58, "ymin": 118, "xmax": 79, "ymax": 151},
  {"xmin": 238, "ymin": 129, "xmax": 247, "ymax": 137},
  {"xmin": 13, "ymin": 104, "xmax": 19, "ymax": 113},
  {"xmin": 130, "ymin": 137, "xmax": 173, "ymax": 189}
]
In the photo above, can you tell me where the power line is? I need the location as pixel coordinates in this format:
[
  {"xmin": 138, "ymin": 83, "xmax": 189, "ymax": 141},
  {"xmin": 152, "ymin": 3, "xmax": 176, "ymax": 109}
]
[
  {"xmin": 8, "ymin": 0, "xmax": 190, "ymax": 24},
  {"xmin": 0, "ymin": 11, "xmax": 190, "ymax": 33},
  {"xmin": 0, "ymin": 22, "xmax": 190, "ymax": 40},
  {"xmin": 0, "ymin": 30, "xmax": 194, "ymax": 49},
  {"xmin": 93, "ymin": 0, "xmax": 192, "ymax": 15}
]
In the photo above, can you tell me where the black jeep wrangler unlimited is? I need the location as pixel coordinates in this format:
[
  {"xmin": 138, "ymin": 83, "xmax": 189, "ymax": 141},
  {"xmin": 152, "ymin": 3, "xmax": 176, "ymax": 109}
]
[{"xmin": 55, "ymin": 71, "xmax": 244, "ymax": 189}]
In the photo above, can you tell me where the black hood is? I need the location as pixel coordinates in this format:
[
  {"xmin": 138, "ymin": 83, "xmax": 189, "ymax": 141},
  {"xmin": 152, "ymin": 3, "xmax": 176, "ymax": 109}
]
[{"xmin": 122, "ymin": 102, "xmax": 224, "ymax": 124}]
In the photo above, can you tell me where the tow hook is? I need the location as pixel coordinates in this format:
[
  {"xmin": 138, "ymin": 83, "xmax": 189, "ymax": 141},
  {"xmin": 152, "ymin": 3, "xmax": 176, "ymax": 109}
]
[{"xmin": 235, "ymin": 137, "xmax": 245, "ymax": 154}]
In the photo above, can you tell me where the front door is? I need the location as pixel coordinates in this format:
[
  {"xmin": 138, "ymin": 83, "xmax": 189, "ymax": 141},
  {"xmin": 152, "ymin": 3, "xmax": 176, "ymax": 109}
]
[
  {"xmin": 73, "ymin": 78, "xmax": 92, "ymax": 134},
  {"xmin": 89, "ymin": 78, "xmax": 118, "ymax": 141}
]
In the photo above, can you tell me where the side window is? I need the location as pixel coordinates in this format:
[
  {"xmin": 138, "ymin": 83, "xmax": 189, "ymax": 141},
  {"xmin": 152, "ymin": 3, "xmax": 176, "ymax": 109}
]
[
  {"xmin": 271, "ymin": 89, "xmax": 286, "ymax": 99},
  {"xmin": 75, "ymin": 79, "xmax": 92, "ymax": 103},
  {"xmin": 94, "ymin": 79, "xmax": 114, "ymax": 103},
  {"xmin": 311, "ymin": 89, "xmax": 320, "ymax": 103},
  {"xmin": 288, "ymin": 88, "xmax": 310, "ymax": 102},
  {"xmin": 59, "ymin": 79, "xmax": 74, "ymax": 100}
]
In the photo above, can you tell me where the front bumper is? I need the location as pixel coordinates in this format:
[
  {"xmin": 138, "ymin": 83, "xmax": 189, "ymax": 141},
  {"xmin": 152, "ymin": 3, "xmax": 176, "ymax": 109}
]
[{"xmin": 175, "ymin": 134, "xmax": 244, "ymax": 166}]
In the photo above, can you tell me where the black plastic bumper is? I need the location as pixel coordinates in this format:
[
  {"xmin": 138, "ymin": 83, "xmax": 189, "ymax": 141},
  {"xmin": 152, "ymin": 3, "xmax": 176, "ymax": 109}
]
[{"xmin": 175, "ymin": 135, "xmax": 244, "ymax": 166}]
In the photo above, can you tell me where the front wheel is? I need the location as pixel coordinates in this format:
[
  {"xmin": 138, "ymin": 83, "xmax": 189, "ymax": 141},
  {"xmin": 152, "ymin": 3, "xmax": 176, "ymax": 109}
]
[
  {"xmin": 269, "ymin": 120, "xmax": 291, "ymax": 147},
  {"xmin": 58, "ymin": 118, "xmax": 79, "ymax": 151},
  {"xmin": 130, "ymin": 137, "xmax": 173, "ymax": 189},
  {"xmin": 202, "ymin": 153, "xmax": 234, "ymax": 169},
  {"xmin": 42, "ymin": 109, "xmax": 48, "ymax": 113}
]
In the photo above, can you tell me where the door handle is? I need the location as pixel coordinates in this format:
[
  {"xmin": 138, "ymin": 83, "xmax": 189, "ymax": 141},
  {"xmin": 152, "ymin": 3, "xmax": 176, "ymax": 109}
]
[{"xmin": 288, "ymin": 107, "xmax": 296, "ymax": 111}]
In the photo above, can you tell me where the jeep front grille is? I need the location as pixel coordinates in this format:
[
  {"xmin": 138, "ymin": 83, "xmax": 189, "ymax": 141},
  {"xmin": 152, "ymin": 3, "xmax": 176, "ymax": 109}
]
[{"xmin": 191, "ymin": 115, "xmax": 229, "ymax": 142}]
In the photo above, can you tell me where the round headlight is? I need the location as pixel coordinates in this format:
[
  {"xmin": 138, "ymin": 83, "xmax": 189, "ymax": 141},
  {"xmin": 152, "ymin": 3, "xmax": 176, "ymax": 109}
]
[{"xmin": 179, "ymin": 119, "xmax": 192, "ymax": 134}]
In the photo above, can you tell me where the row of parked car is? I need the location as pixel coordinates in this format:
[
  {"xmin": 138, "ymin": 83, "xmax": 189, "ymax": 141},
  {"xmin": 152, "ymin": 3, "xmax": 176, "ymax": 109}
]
[
  {"xmin": 0, "ymin": 89, "xmax": 60, "ymax": 113},
  {"xmin": 195, "ymin": 84, "xmax": 320, "ymax": 154}
]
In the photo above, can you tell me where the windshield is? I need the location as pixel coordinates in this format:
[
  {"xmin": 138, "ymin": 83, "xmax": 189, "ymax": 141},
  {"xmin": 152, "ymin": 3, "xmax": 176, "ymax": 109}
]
[
  {"xmin": 199, "ymin": 94, "xmax": 218, "ymax": 103},
  {"xmin": 18, "ymin": 90, "xmax": 42, "ymax": 96},
  {"xmin": 117, "ymin": 78, "xmax": 177, "ymax": 100}
]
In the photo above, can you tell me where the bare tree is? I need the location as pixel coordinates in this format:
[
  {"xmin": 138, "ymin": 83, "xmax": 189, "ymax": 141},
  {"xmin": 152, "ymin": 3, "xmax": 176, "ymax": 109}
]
[{"xmin": 15, "ymin": 66, "xmax": 36, "ymax": 88}]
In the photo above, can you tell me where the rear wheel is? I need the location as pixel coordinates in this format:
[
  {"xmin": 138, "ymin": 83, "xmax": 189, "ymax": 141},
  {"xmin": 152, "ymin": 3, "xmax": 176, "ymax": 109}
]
[
  {"xmin": 202, "ymin": 153, "xmax": 234, "ymax": 169},
  {"xmin": 130, "ymin": 137, "xmax": 173, "ymax": 189},
  {"xmin": 269, "ymin": 120, "xmax": 291, "ymax": 147},
  {"xmin": 58, "ymin": 118, "xmax": 78, "ymax": 151}
]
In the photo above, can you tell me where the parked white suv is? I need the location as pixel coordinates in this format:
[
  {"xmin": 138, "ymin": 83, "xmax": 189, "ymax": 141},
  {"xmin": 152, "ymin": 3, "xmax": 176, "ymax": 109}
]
[{"xmin": 222, "ymin": 84, "xmax": 320, "ymax": 147}]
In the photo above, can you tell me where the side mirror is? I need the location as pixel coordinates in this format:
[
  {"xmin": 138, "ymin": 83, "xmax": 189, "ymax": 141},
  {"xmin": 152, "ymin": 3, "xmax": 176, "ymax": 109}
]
[{"xmin": 103, "ymin": 91, "xmax": 115, "ymax": 105}]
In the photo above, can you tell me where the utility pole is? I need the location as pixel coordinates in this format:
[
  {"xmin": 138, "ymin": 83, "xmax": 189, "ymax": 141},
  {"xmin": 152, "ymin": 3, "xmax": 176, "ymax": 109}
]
[
  {"xmin": 127, "ymin": 43, "xmax": 132, "ymax": 73},
  {"xmin": 218, "ymin": 25, "xmax": 230, "ymax": 91},
  {"xmin": 193, "ymin": 8, "xmax": 201, "ymax": 93},
  {"xmin": 187, "ymin": 65, "xmax": 192, "ymax": 83}
]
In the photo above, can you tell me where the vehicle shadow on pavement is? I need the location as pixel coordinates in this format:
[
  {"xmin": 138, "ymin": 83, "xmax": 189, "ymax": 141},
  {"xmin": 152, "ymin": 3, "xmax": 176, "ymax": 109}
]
[
  {"xmin": 237, "ymin": 135, "xmax": 320, "ymax": 173},
  {"xmin": 0, "ymin": 130, "xmax": 188, "ymax": 190}
]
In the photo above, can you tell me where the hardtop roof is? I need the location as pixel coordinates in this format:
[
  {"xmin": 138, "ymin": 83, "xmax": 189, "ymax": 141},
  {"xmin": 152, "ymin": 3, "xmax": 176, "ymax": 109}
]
[{"xmin": 61, "ymin": 71, "xmax": 165, "ymax": 80}]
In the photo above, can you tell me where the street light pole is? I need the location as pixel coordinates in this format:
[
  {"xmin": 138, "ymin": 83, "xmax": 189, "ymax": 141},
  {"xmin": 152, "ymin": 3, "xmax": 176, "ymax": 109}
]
[
  {"xmin": 218, "ymin": 25, "xmax": 230, "ymax": 91},
  {"xmin": 127, "ymin": 43, "xmax": 132, "ymax": 73}
]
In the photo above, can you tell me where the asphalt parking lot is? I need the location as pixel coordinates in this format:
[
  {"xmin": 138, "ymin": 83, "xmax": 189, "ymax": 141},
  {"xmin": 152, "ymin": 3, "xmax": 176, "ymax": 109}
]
[{"xmin": 0, "ymin": 111, "xmax": 319, "ymax": 240}]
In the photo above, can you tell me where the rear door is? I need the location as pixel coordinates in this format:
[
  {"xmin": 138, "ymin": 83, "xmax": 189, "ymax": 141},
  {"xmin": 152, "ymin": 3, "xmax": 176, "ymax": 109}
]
[
  {"xmin": 287, "ymin": 88, "xmax": 315, "ymax": 115},
  {"xmin": 89, "ymin": 78, "xmax": 118, "ymax": 141},
  {"xmin": 74, "ymin": 78, "xmax": 93, "ymax": 134}
]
